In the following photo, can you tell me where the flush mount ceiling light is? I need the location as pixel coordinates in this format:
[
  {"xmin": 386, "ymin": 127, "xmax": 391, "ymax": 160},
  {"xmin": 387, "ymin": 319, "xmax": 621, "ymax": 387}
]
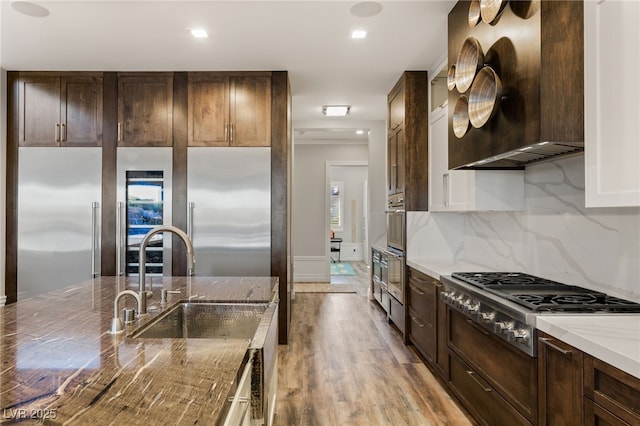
[
  {"xmin": 11, "ymin": 1, "xmax": 50, "ymax": 17},
  {"xmin": 350, "ymin": 1, "xmax": 383, "ymax": 18},
  {"xmin": 351, "ymin": 30, "xmax": 367, "ymax": 39},
  {"xmin": 356, "ymin": 130, "xmax": 365, "ymax": 135},
  {"xmin": 322, "ymin": 106, "xmax": 351, "ymax": 117},
  {"xmin": 190, "ymin": 28, "xmax": 209, "ymax": 39}
]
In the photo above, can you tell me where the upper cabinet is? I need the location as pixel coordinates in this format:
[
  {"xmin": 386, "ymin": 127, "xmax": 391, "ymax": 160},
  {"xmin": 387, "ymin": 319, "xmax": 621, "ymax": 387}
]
[
  {"xmin": 188, "ymin": 73, "xmax": 271, "ymax": 147},
  {"xmin": 117, "ymin": 73, "xmax": 173, "ymax": 147},
  {"xmin": 584, "ymin": 0, "xmax": 640, "ymax": 207},
  {"xmin": 387, "ymin": 72, "xmax": 429, "ymax": 211},
  {"xmin": 18, "ymin": 73, "xmax": 103, "ymax": 147},
  {"xmin": 447, "ymin": 1, "xmax": 584, "ymax": 169},
  {"xmin": 429, "ymin": 57, "xmax": 524, "ymax": 212}
]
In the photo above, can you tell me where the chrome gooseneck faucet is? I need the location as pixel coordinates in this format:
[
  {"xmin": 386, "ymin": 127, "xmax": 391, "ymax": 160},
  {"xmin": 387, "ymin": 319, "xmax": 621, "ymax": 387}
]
[{"xmin": 138, "ymin": 225, "xmax": 195, "ymax": 315}]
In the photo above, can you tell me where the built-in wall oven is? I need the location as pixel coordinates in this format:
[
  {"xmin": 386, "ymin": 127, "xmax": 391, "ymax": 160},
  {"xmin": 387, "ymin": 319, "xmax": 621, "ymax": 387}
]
[{"xmin": 386, "ymin": 193, "xmax": 405, "ymax": 253}]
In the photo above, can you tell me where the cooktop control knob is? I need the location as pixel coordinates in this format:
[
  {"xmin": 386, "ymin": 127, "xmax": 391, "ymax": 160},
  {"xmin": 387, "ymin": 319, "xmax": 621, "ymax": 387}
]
[
  {"xmin": 440, "ymin": 291, "xmax": 452, "ymax": 302},
  {"xmin": 463, "ymin": 301, "xmax": 480, "ymax": 315},
  {"xmin": 494, "ymin": 320, "xmax": 515, "ymax": 335},
  {"xmin": 479, "ymin": 311, "xmax": 496, "ymax": 323},
  {"xmin": 509, "ymin": 329, "xmax": 530, "ymax": 345}
]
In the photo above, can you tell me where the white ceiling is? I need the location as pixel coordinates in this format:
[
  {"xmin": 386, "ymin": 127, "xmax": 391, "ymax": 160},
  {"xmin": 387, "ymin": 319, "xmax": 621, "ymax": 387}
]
[{"xmin": 1, "ymin": 0, "xmax": 455, "ymax": 133}]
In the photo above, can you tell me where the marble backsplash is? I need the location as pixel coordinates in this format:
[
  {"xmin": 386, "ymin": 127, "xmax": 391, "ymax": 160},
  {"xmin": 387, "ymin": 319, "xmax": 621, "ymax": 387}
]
[{"xmin": 407, "ymin": 155, "xmax": 640, "ymax": 301}]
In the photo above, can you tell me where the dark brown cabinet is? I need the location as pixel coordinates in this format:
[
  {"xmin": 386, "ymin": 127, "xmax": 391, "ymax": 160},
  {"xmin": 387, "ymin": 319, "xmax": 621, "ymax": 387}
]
[
  {"xmin": 18, "ymin": 73, "xmax": 103, "ymax": 147},
  {"xmin": 188, "ymin": 73, "xmax": 271, "ymax": 147},
  {"xmin": 538, "ymin": 332, "xmax": 584, "ymax": 425},
  {"xmin": 117, "ymin": 73, "xmax": 173, "ymax": 147},
  {"xmin": 584, "ymin": 354, "xmax": 640, "ymax": 425},
  {"xmin": 407, "ymin": 267, "xmax": 448, "ymax": 380},
  {"xmin": 386, "ymin": 72, "xmax": 429, "ymax": 211}
]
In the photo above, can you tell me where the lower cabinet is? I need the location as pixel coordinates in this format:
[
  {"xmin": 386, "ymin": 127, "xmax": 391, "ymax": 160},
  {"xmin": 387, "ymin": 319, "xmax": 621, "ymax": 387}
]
[
  {"xmin": 388, "ymin": 294, "xmax": 404, "ymax": 334},
  {"xmin": 407, "ymin": 267, "xmax": 448, "ymax": 379},
  {"xmin": 583, "ymin": 353, "xmax": 640, "ymax": 425},
  {"xmin": 538, "ymin": 332, "xmax": 584, "ymax": 425}
]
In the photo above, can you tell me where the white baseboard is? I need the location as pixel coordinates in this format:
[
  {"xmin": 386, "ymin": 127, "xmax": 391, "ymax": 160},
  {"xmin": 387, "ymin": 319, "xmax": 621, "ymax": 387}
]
[
  {"xmin": 0, "ymin": 295, "xmax": 6, "ymax": 306},
  {"xmin": 293, "ymin": 256, "xmax": 330, "ymax": 282}
]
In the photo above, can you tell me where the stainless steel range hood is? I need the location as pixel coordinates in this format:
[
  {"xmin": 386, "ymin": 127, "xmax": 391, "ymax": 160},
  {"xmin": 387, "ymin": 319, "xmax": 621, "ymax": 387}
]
[{"xmin": 458, "ymin": 141, "xmax": 584, "ymax": 169}]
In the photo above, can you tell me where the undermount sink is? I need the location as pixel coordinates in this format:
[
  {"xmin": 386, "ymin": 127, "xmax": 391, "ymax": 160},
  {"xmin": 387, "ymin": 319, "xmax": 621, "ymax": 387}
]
[{"xmin": 130, "ymin": 302, "xmax": 268, "ymax": 339}]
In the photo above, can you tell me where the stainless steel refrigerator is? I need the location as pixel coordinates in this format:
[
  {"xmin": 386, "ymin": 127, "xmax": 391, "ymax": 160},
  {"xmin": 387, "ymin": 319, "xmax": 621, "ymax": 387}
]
[
  {"xmin": 187, "ymin": 147, "xmax": 271, "ymax": 276},
  {"xmin": 17, "ymin": 147, "xmax": 102, "ymax": 300}
]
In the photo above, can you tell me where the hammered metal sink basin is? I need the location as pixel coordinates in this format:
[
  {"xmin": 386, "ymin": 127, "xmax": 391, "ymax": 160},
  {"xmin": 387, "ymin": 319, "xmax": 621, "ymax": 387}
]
[{"xmin": 131, "ymin": 302, "xmax": 268, "ymax": 339}]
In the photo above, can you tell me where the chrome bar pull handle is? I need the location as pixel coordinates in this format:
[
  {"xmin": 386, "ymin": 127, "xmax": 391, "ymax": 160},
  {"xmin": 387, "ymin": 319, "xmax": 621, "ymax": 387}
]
[
  {"xmin": 91, "ymin": 202, "xmax": 100, "ymax": 278},
  {"xmin": 61, "ymin": 123, "xmax": 67, "ymax": 142},
  {"xmin": 443, "ymin": 173, "xmax": 450, "ymax": 206},
  {"xmin": 187, "ymin": 202, "xmax": 195, "ymax": 241},
  {"xmin": 55, "ymin": 123, "xmax": 60, "ymax": 142},
  {"xmin": 116, "ymin": 202, "xmax": 125, "ymax": 276},
  {"xmin": 230, "ymin": 123, "xmax": 234, "ymax": 143},
  {"xmin": 224, "ymin": 124, "xmax": 228, "ymax": 142},
  {"xmin": 117, "ymin": 123, "xmax": 122, "ymax": 142}
]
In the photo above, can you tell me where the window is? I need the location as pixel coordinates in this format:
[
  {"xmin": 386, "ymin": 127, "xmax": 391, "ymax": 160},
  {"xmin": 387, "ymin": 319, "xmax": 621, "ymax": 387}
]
[{"xmin": 330, "ymin": 181, "xmax": 344, "ymax": 232}]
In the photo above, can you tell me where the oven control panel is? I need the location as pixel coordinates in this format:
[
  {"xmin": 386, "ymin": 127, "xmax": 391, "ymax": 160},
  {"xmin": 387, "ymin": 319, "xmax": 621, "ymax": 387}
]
[{"xmin": 441, "ymin": 289, "xmax": 537, "ymax": 356}]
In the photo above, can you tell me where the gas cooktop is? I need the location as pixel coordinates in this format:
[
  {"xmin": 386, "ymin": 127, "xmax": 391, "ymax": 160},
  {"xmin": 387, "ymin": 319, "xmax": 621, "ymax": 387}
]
[{"xmin": 451, "ymin": 272, "xmax": 640, "ymax": 313}]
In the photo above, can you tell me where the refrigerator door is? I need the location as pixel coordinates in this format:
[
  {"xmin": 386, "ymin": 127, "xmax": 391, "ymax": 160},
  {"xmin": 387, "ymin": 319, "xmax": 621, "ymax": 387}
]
[
  {"xmin": 17, "ymin": 147, "xmax": 102, "ymax": 300},
  {"xmin": 188, "ymin": 147, "xmax": 271, "ymax": 276}
]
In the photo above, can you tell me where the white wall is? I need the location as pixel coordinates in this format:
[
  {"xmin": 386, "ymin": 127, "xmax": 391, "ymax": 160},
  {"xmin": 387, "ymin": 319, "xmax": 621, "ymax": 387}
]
[{"xmin": 407, "ymin": 155, "xmax": 640, "ymax": 302}]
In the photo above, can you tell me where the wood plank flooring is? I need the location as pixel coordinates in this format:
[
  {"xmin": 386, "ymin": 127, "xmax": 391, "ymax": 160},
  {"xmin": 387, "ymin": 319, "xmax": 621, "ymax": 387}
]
[{"xmin": 276, "ymin": 262, "xmax": 474, "ymax": 426}]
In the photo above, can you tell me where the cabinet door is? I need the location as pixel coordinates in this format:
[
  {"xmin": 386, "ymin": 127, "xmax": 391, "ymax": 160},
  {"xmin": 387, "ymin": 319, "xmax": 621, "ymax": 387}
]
[
  {"xmin": 408, "ymin": 269, "xmax": 436, "ymax": 364},
  {"xmin": 118, "ymin": 74, "xmax": 173, "ymax": 147},
  {"xmin": 230, "ymin": 76, "xmax": 271, "ymax": 147},
  {"xmin": 538, "ymin": 333, "xmax": 584, "ymax": 425},
  {"xmin": 387, "ymin": 128, "xmax": 405, "ymax": 196},
  {"xmin": 585, "ymin": 0, "xmax": 640, "ymax": 207},
  {"xmin": 188, "ymin": 75, "xmax": 229, "ymax": 147},
  {"xmin": 429, "ymin": 108, "xmax": 448, "ymax": 209},
  {"xmin": 61, "ymin": 76, "xmax": 103, "ymax": 146},
  {"xmin": 18, "ymin": 77, "xmax": 61, "ymax": 146},
  {"xmin": 388, "ymin": 83, "xmax": 404, "ymax": 132}
]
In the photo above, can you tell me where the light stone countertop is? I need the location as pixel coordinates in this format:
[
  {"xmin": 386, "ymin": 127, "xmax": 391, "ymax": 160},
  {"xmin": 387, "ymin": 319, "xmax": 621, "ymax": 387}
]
[
  {"xmin": 0, "ymin": 276, "xmax": 278, "ymax": 425},
  {"xmin": 536, "ymin": 314, "xmax": 640, "ymax": 379},
  {"xmin": 405, "ymin": 258, "xmax": 493, "ymax": 280}
]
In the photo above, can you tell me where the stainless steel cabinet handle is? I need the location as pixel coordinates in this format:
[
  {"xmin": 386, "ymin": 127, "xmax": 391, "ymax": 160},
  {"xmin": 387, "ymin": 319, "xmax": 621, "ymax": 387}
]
[
  {"xmin": 55, "ymin": 123, "xmax": 60, "ymax": 142},
  {"xmin": 225, "ymin": 123, "xmax": 228, "ymax": 142},
  {"xmin": 117, "ymin": 123, "xmax": 121, "ymax": 142},
  {"xmin": 443, "ymin": 173, "xmax": 450, "ymax": 206},
  {"xmin": 410, "ymin": 315, "xmax": 424, "ymax": 328},
  {"xmin": 410, "ymin": 284, "xmax": 425, "ymax": 295},
  {"xmin": 61, "ymin": 123, "xmax": 67, "ymax": 142},
  {"xmin": 539, "ymin": 337, "xmax": 573, "ymax": 358},
  {"xmin": 230, "ymin": 123, "xmax": 234, "ymax": 143},
  {"xmin": 467, "ymin": 370, "xmax": 492, "ymax": 392}
]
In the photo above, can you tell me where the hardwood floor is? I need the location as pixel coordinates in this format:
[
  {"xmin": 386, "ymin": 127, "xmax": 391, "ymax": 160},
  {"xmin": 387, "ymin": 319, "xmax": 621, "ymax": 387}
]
[{"xmin": 276, "ymin": 262, "xmax": 474, "ymax": 425}]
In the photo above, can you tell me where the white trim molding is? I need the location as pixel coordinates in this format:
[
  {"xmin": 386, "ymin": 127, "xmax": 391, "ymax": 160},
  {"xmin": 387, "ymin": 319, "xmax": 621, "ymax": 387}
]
[{"xmin": 293, "ymin": 256, "xmax": 330, "ymax": 282}]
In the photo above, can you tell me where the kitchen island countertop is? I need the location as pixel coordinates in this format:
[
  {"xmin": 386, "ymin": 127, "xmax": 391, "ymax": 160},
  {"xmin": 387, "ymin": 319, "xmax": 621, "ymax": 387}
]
[{"xmin": 0, "ymin": 276, "xmax": 277, "ymax": 425}]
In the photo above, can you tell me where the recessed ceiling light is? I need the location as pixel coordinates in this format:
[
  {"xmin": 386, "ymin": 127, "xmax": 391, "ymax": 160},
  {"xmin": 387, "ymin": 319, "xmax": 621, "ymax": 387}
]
[
  {"xmin": 351, "ymin": 30, "xmax": 367, "ymax": 39},
  {"xmin": 11, "ymin": 1, "xmax": 50, "ymax": 17},
  {"xmin": 190, "ymin": 28, "xmax": 209, "ymax": 39},
  {"xmin": 322, "ymin": 106, "xmax": 351, "ymax": 117}
]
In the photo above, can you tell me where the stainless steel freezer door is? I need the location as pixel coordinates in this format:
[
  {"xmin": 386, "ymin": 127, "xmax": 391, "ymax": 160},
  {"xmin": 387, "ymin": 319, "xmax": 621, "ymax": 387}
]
[
  {"xmin": 187, "ymin": 147, "xmax": 271, "ymax": 276},
  {"xmin": 17, "ymin": 147, "xmax": 102, "ymax": 300}
]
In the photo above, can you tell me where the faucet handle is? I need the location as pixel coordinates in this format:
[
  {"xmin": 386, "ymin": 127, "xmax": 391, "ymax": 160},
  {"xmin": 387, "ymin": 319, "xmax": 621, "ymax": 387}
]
[{"xmin": 161, "ymin": 289, "xmax": 181, "ymax": 304}]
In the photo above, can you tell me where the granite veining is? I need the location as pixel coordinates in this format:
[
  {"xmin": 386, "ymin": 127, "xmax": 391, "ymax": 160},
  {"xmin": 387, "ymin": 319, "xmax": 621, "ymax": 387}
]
[{"xmin": 0, "ymin": 276, "xmax": 277, "ymax": 425}]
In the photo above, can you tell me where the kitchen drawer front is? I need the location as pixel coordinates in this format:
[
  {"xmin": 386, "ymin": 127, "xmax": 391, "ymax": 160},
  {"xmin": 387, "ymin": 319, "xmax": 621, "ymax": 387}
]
[
  {"xmin": 389, "ymin": 293, "xmax": 404, "ymax": 333},
  {"xmin": 408, "ymin": 306, "xmax": 435, "ymax": 363},
  {"xmin": 408, "ymin": 273, "xmax": 436, "ymax": 313},
  {"xmin": 449, "ymin": 353, "xmax": 532, "ymax": 426},
  {"xmin": 584, "ymin": 398, "xmax": 630, "ymax": 426},
  {"xmin": 584, "ymin": 354, "xmax": 640, "ymax": 425},
  {"xmin": 448, "ymin": 308, "xmax": 537, "ymax": 423}
]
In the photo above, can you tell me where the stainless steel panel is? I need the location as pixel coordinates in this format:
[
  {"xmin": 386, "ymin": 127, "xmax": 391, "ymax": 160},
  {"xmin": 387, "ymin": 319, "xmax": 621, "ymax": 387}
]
[
  {"xmin": 116, "ymin": 148, "xmax": 173, "ymax": 276},
  {"xmin": 187, "ymin": 147, "xmax": 271, "ymax": 276},
  {"xmin": 18, "ymin": 147, "xmax": 102, "ymax": 300}
]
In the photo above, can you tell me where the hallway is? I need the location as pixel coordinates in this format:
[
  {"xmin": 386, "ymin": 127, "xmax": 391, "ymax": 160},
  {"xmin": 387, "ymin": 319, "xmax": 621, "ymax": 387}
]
[{"xmin": 276, "ymin": 262, "xmax": 473, "ymax": 425}]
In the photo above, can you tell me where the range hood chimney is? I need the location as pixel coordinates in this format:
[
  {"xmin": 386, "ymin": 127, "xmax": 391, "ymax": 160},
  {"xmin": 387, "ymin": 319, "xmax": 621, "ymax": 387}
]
[{"xmin": 447, "ymin": 1, "xmax": 584, "ymax": 170}]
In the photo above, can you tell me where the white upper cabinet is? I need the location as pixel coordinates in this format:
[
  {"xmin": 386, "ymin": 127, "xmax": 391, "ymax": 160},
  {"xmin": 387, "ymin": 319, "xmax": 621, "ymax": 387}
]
[
  {"xmin": 428, "ymin": 56, "xmax": 524, "ymax": 212},
  {"xmin": 585, "ymin": 0, "xmax": 640, "ymax": 207}
]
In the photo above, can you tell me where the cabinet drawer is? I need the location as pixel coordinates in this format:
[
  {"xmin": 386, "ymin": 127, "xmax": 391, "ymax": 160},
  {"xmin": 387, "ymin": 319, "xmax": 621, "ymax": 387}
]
[
  {"xmin": 409, "ymin": 307, "xmax": 435, "ymax": 363},
  {"xmin": 584, "ymin": 354, "xmax": 640, "ymax": 425},
  {"xmin": 584, "ymin": 398, "xmax": 630, "ymax": 426},
  {"xmin": 408, "ymin": 275, "xmax": 436, "ymax": 312},
  {"xmin": 449, "ymin": 309, "xmax": 537, "ymax": 422},
  {"xmin": 449, "ymin": 354, "xmax": 531, "ymax": 426}
]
